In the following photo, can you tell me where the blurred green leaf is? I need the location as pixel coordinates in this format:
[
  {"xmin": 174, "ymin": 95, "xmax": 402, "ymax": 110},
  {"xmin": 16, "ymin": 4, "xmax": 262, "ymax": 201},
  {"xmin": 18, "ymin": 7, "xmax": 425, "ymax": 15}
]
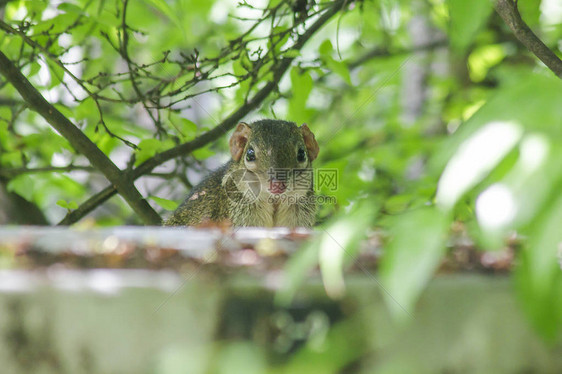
[
  {"xmin": 6, "ymin": 175, "xmax": 35, "ymax": 202},
  {"xmin": 145, "ymin": 0, "xmax": 185, "ymax": 36},
  {"xmin": 58, "ymin": 2, "xmax": 86, "ymax": 16},
  {"xmin": 518, "ymin": 0, "xmax": 541, "ymax": 27},
  {"xmin": 288, "ymin": 68, "xmax": 313, "ymax": 120},
  {"xmin": 277, "ymin": 200, "xmax": 377, "ymax": 304},
  {"xmin": 215, "ymin": 342, "xmax": 266, "ymax": 374},
  {"xmin": 380, "ymin": 206, "xmax": 449, "ymax": 319},
  {"xmin": 56, "ymin": 199, "xmax": 78, "ymax": 210},
  {"xmin": 516, "ymin": 193, "xmax": 562, "ymax": 341},
  {"xmin": 279, "ymin": 315, "xmax": 368, "ymax": 374},
  {"xmin": 56, "ymin": 199, "xmax": 69, "ymax": 209},
  {"xmin": 434, "ymin": 72, "xmax": 562, "ymax": 210},
  {"xmin": 276, "ymin": 234, "xmax": 320, "ymax": 306},
  {"xmin": 318, "ymin": 39, "xmax": 333, "ymax": 56},
  {"xmin": 468, "ymin": 44, "xmax": 506, "ymax": 82},
  {"xmin": 318, "ymin": 201, "xmax": 377, "ymax": 299},
  {"xmin": 436, "ymin": 121, "xmax": 523, "ymax": 210},
  {"xmin": 325, "ymin": 57, "xmax": 351, "ymax": 85},
  {"xmin": 76, "ymin": 98, "xmax": 98, "ymax": 121},
  {"xmin": 448, "ymin": 0, "xmax": 493, "ymax": 52}
]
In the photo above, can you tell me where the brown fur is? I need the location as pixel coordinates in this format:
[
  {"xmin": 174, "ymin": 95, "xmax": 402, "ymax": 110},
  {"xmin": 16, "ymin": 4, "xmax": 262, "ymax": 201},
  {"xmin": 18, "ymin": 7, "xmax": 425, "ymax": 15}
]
[{"xmin": 164, "ymin": 119, "xmax": 319, "ymax": 228}]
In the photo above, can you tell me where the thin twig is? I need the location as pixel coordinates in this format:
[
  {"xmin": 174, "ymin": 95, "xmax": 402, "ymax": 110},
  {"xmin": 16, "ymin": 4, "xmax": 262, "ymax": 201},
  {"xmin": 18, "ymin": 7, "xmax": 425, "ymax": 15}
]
[
  {"xmin": 495, "ymin": 0, "xmax": 562, "ymax": 78},
  {"xmin": 57, "ymin": 0, "xmax": 349, "ymax": 225},
  {"xmin": 0, "ymin": 51, "xmax": 162, "ymax": 225}
]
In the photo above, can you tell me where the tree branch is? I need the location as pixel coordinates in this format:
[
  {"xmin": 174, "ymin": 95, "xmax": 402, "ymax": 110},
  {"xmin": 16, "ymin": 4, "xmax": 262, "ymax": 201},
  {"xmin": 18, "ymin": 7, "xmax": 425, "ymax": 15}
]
[
  {"xmin": 57, "ymin": 0, "xmax": 348, "ymax": 225},
  {"xmin": 349, "ymin": 38, "xmax": 448, "ymax": 70},
  {"xmin": 495, "ymin": 0, "xmax": 562, "ymax": 78},
  {"xmin": 58, "ymin": 185, "xmax": 117, "ymax": 226},
  {"xmin": 0, "ymin": 51, "xmax": 162, "ymax": 225}
]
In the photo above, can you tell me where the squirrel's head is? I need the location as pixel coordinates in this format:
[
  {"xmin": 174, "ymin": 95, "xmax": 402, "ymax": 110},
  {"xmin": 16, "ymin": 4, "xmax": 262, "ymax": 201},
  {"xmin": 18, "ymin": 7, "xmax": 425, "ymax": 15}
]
[{"xmin": 229, "ymin": 119, "xmax": 319, "ymax": 195}]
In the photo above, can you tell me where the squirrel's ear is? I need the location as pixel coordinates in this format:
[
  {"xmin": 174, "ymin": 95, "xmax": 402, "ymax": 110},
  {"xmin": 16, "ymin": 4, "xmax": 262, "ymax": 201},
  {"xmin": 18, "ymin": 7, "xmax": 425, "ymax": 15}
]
[
  {"xmin": 230, "ymin": 122, "xmax": 252, "ymax": 161},
  {"xmin": 300, "ymin": 123, "xmax": 319, "ymax": 161}
]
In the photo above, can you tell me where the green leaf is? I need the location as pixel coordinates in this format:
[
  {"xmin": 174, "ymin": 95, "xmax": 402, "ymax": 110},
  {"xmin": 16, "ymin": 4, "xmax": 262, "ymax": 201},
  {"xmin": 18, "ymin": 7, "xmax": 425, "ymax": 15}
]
[
  {"xmin": 436, "ymin": 121, "xmax": 523, "ymax": 210},
  {"xmin": 276, "ymin": 200, "xmax": 377, "ymax": 304},
  {"xmin": 283, "ymin": 49, "xmax": 301, "ymax": 58},
  {"xmin": 516, "ymin": 193, "xmax": 562, "ymax": 341},
  {"xmin": 26, "ymin": 61, "xmax": 42, "ymax": 78},
  {"xmin": 318, "ymin": 202, "xmax": 377, "ymax": 299},
  {"xmin": 46, "ymin": 60, "xmax": 65, "ymax": 88},
  {"xmin": 468, "ymin": 44, "xmax": 506, "ymax": 82},
  {"xmin": 268, "ymin": 0, "xmax": 283, "ymax": 8},
  {"xmin": 149, "ymin": 196, "xmax": 179, "ymax": 211},
  {"xmin": 325, "ymin": 57, "xmax": 352, "ymax": 85},
  {"xmin": 75, "ymin": 97, "xmax": 98, "ymax": 120},
  {"xmin": 0, "ymin": 152, "xmax": 23, "ymax": 167},
  {"xmin": 56, "ymin": 200, "xmax": 78, "ymax": 210},
  {"xmin": 135, "ymin": 138, "xmax": 164, "ymax": 165},
  {"xmin": 380, "ymin": 206, "xmax": 449, "ymax": 319},
  {"xmin": 24, "ymin": 0, "xmax": 47, "ymax": 17},
  {"xmin": 169, "ymin": 113, "xmax": 198, "ymax": 141},
  {"xmin": 505, "ymin": 140, "xmax": 562, "ymax": 228},
  {"xmin": 518, "ymin": 0, "xmax": 541, "ymax": 27},
  {"xmin": 56, "ymin": 199, "xmax": 69, "ymax": 209},
  {"xmin": 318, "ymin": 39, "xmax": 333, "ymax": 57},
  {"xmin": 288, "ymin": 68, "xmax": 313, "ymax": 120},
  {"xmin": 276, "ymin": 235, "xmax": 321, "ymax": 306},
  {"xmin": 55, "ymin": 104, "xmax": 75, "ymax": 120},
  {"xmin": 192, "ymin": 146, "xmax": 215, "ymax": 160},
  {"xmin": 384, "ymin": 194, "xmax": 412, "ymax": 214},
  {"xmin": 57, "ymin": 2, "xmax": 86, "ymax": 16},
  {"xmin": 434, "ymin": 72, "xmax": 562, "ymax": 210},
  {"xmin": 448, "ymin": 0, "xmax": 493, "ymax": 52},
  {"xmin": 6, "ymin": 175, "xmax": 35, "ymax": 202},
  {"xmin": 145, "ymin": 0, "xmax": 185, "ymax": 36}
]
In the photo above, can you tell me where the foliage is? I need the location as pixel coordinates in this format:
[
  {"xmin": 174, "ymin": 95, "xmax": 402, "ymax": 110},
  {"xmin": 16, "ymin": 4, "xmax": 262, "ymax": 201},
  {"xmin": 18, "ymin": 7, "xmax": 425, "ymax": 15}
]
[{"xmin": 1, "ymin": 0, "xmax": 562, "ymax": 351}]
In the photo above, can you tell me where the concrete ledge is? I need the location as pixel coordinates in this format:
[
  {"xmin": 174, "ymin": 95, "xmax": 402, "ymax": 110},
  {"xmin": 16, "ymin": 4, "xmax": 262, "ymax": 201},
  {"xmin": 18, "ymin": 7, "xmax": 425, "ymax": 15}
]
[{"xmin": 0, "ymin": 269, "xmax": 560, "ymax": 374}]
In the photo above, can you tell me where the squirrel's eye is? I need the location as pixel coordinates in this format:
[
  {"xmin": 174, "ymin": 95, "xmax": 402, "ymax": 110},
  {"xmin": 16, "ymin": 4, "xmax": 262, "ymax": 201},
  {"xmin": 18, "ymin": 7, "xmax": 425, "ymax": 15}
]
[
  {"xmin": 246, "ymin": 147, "xmax": 256, "ymax": 162},
  {"xmin": 297, "ymin": 148, "xmax": 306, "ymax": 162}
]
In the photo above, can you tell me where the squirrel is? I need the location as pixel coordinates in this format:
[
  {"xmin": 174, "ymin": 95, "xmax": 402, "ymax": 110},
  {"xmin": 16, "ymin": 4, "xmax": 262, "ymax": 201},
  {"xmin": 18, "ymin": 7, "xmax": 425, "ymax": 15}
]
[{"xmin": 164, "ymin": 119, "xmax": 319, "ymax": 228}]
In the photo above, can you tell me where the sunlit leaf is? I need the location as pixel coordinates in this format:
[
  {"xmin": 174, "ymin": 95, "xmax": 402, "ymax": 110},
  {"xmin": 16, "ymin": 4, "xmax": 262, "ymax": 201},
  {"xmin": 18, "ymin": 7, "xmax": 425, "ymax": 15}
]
[
  {"xmin": 468, "ymin": 44, "xmax": 506, "ymax": 82},
  {"xmin": 436, "ymin": 121, "xmax": 523, "ymax": 210}
]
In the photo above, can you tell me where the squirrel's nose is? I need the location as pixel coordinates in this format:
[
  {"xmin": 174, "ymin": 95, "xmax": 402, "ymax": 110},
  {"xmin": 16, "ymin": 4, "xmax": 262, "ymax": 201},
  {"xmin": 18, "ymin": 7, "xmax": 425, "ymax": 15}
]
[{"xmin": 268, "ymin": 178, "xmax": 287, "ymax": 194}]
